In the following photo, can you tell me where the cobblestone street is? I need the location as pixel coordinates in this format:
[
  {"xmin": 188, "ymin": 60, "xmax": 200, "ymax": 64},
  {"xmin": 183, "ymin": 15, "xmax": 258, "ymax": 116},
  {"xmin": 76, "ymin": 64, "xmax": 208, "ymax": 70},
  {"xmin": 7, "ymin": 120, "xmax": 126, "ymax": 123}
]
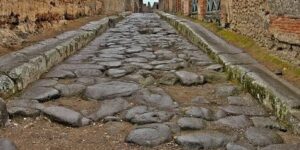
[{"xmin": 1, "ymin": 13, "xmax": 299, "ymax": 150}]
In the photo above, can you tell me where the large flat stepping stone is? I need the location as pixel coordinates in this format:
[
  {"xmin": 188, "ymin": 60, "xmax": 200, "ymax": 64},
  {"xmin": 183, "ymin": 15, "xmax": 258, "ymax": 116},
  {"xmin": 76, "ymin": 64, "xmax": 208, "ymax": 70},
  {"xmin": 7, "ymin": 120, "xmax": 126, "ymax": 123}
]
[
  {"xmin": 245, "ymin": 127, "xmax": 283, "ymax": 147},
  {"xmin": 220, "ymin": 105, "xmax": 267, "ymax": 116},
  {"xmin": 88, "ymin": 98, "xmax": 129, "ymax": 121},
  {"xmin": 177, "ymin": 117, "xmax": 206, "ymax": 130},
  {"xmin": 55, "ymin": 84, "xmax": 86, "ymax": 97},
  {"xmin": 136, "ymin": 88, "xmax": 177, "ymax": 109},
  {"xmin": 175, "ymin": 71, "xmax": 205, "ymax": 85},
  {"xmin": 0, "ymin": 99, "xmax": 8, "ymax": 127},
  {"xmin": 126, "ymin": 123, "xmax": 172, "ymax": 147},
  {"xmin": 21, "ymin": 86, "xmax": 60, "ymax": 102},
  {"xmin": 175, "ymin": 131, "xmax": 237, "ymax": 149},
  {"xmin": 41, "ymin": 106, "xmax": 91, "ymax": 127},
  {"xmin": 84, "ymin": 81, "xmax": 139, "ymax": 100},
  {"xmin": 0, "ymin": 138, "xmax": 18, "ymax": 150},
  {"xmin": 7, "ymin": 99, "xmax": 44, "ymax": 117},
  {"xmin": 130, "ymin": 111, "xmax": 173, "ymax": 124},
  {"xmin": 261, "ymin": 144, "xmax": 300, "ymax": 150},
  {"xmin": 216, "ymin": 115, "xmax": 252, "ymax": 129},
  {"xmin": 185, "ymin": 107, "xmax": 215, "ymax": 121}
]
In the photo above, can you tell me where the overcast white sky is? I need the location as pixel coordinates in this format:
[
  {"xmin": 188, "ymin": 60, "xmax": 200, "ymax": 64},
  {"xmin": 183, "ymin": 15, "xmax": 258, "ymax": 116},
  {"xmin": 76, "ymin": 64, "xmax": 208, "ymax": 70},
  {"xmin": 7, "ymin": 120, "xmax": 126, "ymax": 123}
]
[{"xmin": 143, "ymin": 0, "xmax": 158, "ymax": 6}]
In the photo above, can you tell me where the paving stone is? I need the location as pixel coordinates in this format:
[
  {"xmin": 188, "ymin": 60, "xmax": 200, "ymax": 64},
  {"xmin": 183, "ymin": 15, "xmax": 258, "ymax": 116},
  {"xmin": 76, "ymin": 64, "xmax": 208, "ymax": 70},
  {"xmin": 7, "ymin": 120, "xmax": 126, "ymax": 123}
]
[
  {"xmin": 125, "ymin": 46, "xmax": 144, "ymax": 53},
  {"xmin": 175, "ymin": 131, "xmax": 237, "ymax": 149},
  {"xmin": 98, "ymin": 61, "xmax": 122, "ymax": 68},
  {"xmin": 88, "ymin": 98, "xmax": 129, "ymax": 121},
  {"xmin": 126, "ymin": 123, "xmax": 171, "ymax": 147},
  {"xmin": 129, "ymin": 62, "xmax": 153, "ymax": 70},
  {"xmin": 164, "ymin": 122, "xmax": 181, "ymax": 134},
  {"xmin": 76, "ymin": 77, "xmax": 96, "ymax": 85},
  {"xmin": 31, "ymin": 79, "xmax": 58, "ymax": 87},
  {"xmin": 221, "ymin": 105, "xmax": 267, "ymax": 116},
  {"xmin": 106, "ymin": 69, "xmax": 128, "ymax": 78},
  {"xmin": 99, "ymin": 54, "xmax": 125, "ymax": 59},
  {"xmin": 74, "ymin": 69, "xmax": 102, "ymax": 77},
  {"xmin": 185, "ymin": 107, "xmax": 215, "ymax": 121},
  {"xmin": 226, "ymin": 142, "xmax": 255, "ymax": 150},
  {"xmin": 0, "ymin": 98, "xmax": 8, "ymax": 127},
  {"xmin": 41, "ymin": 106, "xmax": 91, "ymax": 127},
  {"xmin": 133, "ymin": 52, "xmax": 156, "ymax": 59},
  {"xmin": 0, "ymin": 138, "xmax": 18, "ymax": 150},
  {"xmin": 124, "ymin": 106, "xmax": 148, "ymax": 121},
  {"xmin": 136, "ymin": 88, "xmax": 177, "ymax": 109},
  {"xmin": 21, "ymin": 87, "xmax": 60, "ymax": 102},
  {"xmin": 214, "ymin": 109, "xmax": 228, "ymax": 119},
  {"xmin": 245, "ymin": 127, "xmax": 283, "ymax": 146},
  {"xmin": 227, "ymin": 96, "xmax": 256, "ymax": 106},
  {"xmin": 45, "ymin": 69, "xmax": 76, "ymax": 79},
  {"xmin": 261, "ymin": 144, "xmax": 300, "ymax": 150},
  {"xmin": 7, "ymin": 99, "xmax": 43, "ymax": 117},
  {"xmin": 124, "ymin": 57, "xmax": 148, "ymax": 63},
  {"xmin": 177, "ymin": 117, "xmax": 206, "ymax": 130},
  {"xmin": 191, "ymin": 96, "xmax": 210, "ymax": 104},
  {"xmin": 54, "ymin": 84, "xmax": 86, "ymax": 97},
  {"xmin": 175, "ymin": 71, "xmax": 205, "ymax": 85},
  {"xmin": 251, "ymin": 117, "xmax": 285, "ymax": 131},
  {"xmin": 130, "ymin": 111, "xmax": 173, "ymax": 124},
  {"xmin": 100, "ymin": 47, "xmax": 126, "ymax": 54},
  {"xmin": 216, "ymin": 115, "xmax": 252, "ymax": 129},
  {"xmin": 103, "ymin": 116, "xmax": 121, "ymax": 123},
  {"xmin": 215, "ymin": 85, "xmax": 240, "ymax": 97},
  {"xmin": 84, "ymin": 81, "xmax": 139, "ymax": 100},
  {"xmin": 158, "ymin": 72, "xmax": 178, "ymax": 85}
]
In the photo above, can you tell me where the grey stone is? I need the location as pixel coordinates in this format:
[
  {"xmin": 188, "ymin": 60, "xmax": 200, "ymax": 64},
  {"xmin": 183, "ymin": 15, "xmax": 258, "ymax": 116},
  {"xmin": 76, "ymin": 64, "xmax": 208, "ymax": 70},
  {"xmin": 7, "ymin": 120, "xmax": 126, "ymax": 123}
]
[
  {"xmin": 41, "ymin": 106, "xmax": 91, "ymax": 127},
  {"xmin": 136, "ymin": 88, "xmax": 177, "ymax": 109},
  {"xmin": 99, "ymin": 61, "xmax": 122, "ymax": 68},
  {"xmin": 175, "ymin": 71, "xmax": 205, "ymax": 85},
  {"xmin": 0, "ymin": 98, "xmax": 8, "ymax": 127},
  {"xmin": 103, "ymin": 116, "xmax": 121, "ymax": 123},
  {"xmin": 130, "ymin": 62, "xmax": 153, "ymax": 70},
  {"xmin": 130, "ymin": 111, "xmax": 173, "ymax": 124},
  {"xmin": 125, "ymin": 106, "xmax": 148, "ymax": 121},
  {"xmin": 215, "ymin": 85, "xmax": 240, "ymax": 97},
  {"xmin": 54, "ymin": 84, "xmax": 86, "ymax": 97},
  {"xmin": 226, "ymin": 142, "xmax": 255, "ymax": 150},
  {"xmin": 261, "ymin": 144, "xmax": 300, "ymax": 150},
  {"xmin": 107, "ymin": 69, "xmax": 127, "ymax": 78},
  {"xmin": 175, "ymin": 131, "xmax": 237, "ymax": 149},
  {"xmin": 124, "ymin": 57, "xmax": 148, "ymax": 63},
  {"xmin": 76, "ymin": 78, "xmax": 96, "ymax": 85},
  {"xmin": 251, "ymin": 117, "xmax": 285, "ymax": 131},
  {"xmin": 216, "ymin": 115, "xmax": 252, "ymax": 129},
  {"xmin": 245, "ymin": 127, "xmax": 283, "ymax": 146},
  {"xmin": 7, "ymin": 99, "xmax": 43, "ymax": 117},
  {"xmin": 214, "ymin": 109, "xmax": 228, "ymax": 119},
  {"xmin": 133, "ymin": 52, "xmax": 156, "ymax": 59},
  {"xmin": 221, "ymin": 105, "xmax": 267, "ymax": 116},
  {"xmin": 191, "ymin": 96, "xmax": 210, "ymax": 104},
  {"xmin": 177, "ymin": 117, "xmax": 206, "ymax": 130},
  {"xmin": 158, "ymin": 72, "xmax": 178, "ymax": 85},
  {"xmin": 31, "ymin": 79, "xmax": 58, "ymax": 87},
  {"xmin": 100, "ymin": 47, "xmax": 126, "ymax": 54},
  {"xmin": 227, "ymin": 96, "xmax": 256, "ymax": 106},
  {"xmin": 126, "ymin": 123, "xmax": 171, "ymax": 147},
  {"xmin": 99, "ymin": 54, "xmax": 125, "ymax": 59},
  {"xmin": 45, "ymin": 69, "xmax": 76, "ymax": 79},
  {"xmin": 21, "ymin": 87, "xmax": 60, "ymax": 102},
  {"xmin": 185, "ymin": 107, "xmax": 215, "ymax": 121},
  {"xmin": 84, "ymin": 81, "xmax": 139, "ymax": 100},
  {"xmin": 88, "ymin": 98, "xmax": 129, "ymax": 121},
  {"xmin": 74, "ymin": 69, "xmax": 102, "ymax": 77},
  {"xmin": 0, "ymin": 138, "xmax": 18, "ymax": 150},
  {"xmin": 125, "ymin": 46, "xmax": 144, "ymax": 53}
]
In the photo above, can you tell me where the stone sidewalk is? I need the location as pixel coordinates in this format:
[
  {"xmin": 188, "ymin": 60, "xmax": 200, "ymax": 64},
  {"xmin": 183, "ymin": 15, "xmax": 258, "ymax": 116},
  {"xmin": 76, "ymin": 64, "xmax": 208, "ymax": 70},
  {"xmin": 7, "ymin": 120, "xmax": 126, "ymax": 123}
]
[
  {"xmin": 157, "ymin": 11, "xmax": 300, "ymax": 135},
  {"xmin": 0, "ymin": 13, "xmax": 299, "ymax": 149}
]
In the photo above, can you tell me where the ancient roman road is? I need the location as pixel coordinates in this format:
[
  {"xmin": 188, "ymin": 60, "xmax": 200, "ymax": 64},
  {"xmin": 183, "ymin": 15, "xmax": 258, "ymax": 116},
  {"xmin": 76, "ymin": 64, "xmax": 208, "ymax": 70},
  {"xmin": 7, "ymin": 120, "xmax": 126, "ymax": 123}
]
[{"xmin": 1, "ymin": 13, "xmax": 299, "ymax": 150}]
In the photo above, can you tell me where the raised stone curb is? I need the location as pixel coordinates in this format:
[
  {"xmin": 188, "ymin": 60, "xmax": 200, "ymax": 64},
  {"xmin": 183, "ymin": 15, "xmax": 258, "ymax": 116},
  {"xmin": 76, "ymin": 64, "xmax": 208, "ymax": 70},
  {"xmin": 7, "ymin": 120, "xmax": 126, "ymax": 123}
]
[
  {"xmin": 0, "ymin": 12, "xmax": 131, "ymax": 98},
  {"xmin": 156, "ymin": 11, "xmax": 300, "ymax": 134}
]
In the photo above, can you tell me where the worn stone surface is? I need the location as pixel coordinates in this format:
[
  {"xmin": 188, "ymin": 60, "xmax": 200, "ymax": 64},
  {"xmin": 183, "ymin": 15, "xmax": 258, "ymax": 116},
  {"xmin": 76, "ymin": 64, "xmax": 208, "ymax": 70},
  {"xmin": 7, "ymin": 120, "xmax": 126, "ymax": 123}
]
[
  {"xmin": 88, "ymin": 98, "xmax": 129, "ymax": 121},
  {"xmin": 126, "ymin": 123, "xmax": 172, "ymax": 147},
  {"xmin": 215, "ymin": 85, "xmax": 240, "ymax": 97},
  {"xmin": 175, "ymin": 132, "xmax": 237, "ymax": 149},
  {"xmin": 84, "ymin": 81, "xmax": 139, "ymax": 100},
  {"xmin": 7, "ymin": 99, "xmax": 42, "ymax": 117},
  {"xmin": 185, "ymin": 107, "xmax": 215, "ymax": 121},
  {"xmin": 0, "ymin": 98, "xmax": 8, "ymax": 127},
  {"xmin": 261, "ymin": 144, "xmax": 300, "ymax": 150},
  {"xmin": 175, "ymin": 71, "xmax": 205, "ymax": 85},
  {"xmin": 216, "ymin": 115, "xmax": 252, "ymax": 129},
  {"xmin": 177, "ymin": 117, "xmax": 206, "ymax": 130},
  {"xmin": 21, "ymin": 87, "xmax": 60, "ymax": 102},
  {"xmin": 55, "ymin": 84, "xmax": 86, "ymax": 97},
  {"xmin": 221, "ymin": 105, "xmax": 267, "ymax": 116},
  {"xmin": 245, "ymin": 127, "xmax": 284, "ymax": 146}
]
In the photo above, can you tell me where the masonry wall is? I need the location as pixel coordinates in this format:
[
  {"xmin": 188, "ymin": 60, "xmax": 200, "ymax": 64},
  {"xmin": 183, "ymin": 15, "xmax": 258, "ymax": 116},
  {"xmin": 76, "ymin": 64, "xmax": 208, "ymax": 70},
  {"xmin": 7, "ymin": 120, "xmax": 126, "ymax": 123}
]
[{"xmin": 221, "ymin": 0, "xmax": 300, "ymax": 65}]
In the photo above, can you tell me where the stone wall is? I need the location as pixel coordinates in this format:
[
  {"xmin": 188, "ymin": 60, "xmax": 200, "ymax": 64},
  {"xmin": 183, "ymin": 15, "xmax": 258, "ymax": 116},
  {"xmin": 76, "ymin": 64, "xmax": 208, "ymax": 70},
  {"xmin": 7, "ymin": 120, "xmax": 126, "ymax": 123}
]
[{"xmin": 221, "ymin": 0, "xmax": 300, "ymax": 65}]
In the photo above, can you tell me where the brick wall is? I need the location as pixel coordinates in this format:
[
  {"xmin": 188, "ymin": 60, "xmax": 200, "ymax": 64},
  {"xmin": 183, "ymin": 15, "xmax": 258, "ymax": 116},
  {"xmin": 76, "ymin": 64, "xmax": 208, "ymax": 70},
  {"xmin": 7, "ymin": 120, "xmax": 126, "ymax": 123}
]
[{"xmin": 220, "ymin": 0, "xmax": 300, "ymax": 65}]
